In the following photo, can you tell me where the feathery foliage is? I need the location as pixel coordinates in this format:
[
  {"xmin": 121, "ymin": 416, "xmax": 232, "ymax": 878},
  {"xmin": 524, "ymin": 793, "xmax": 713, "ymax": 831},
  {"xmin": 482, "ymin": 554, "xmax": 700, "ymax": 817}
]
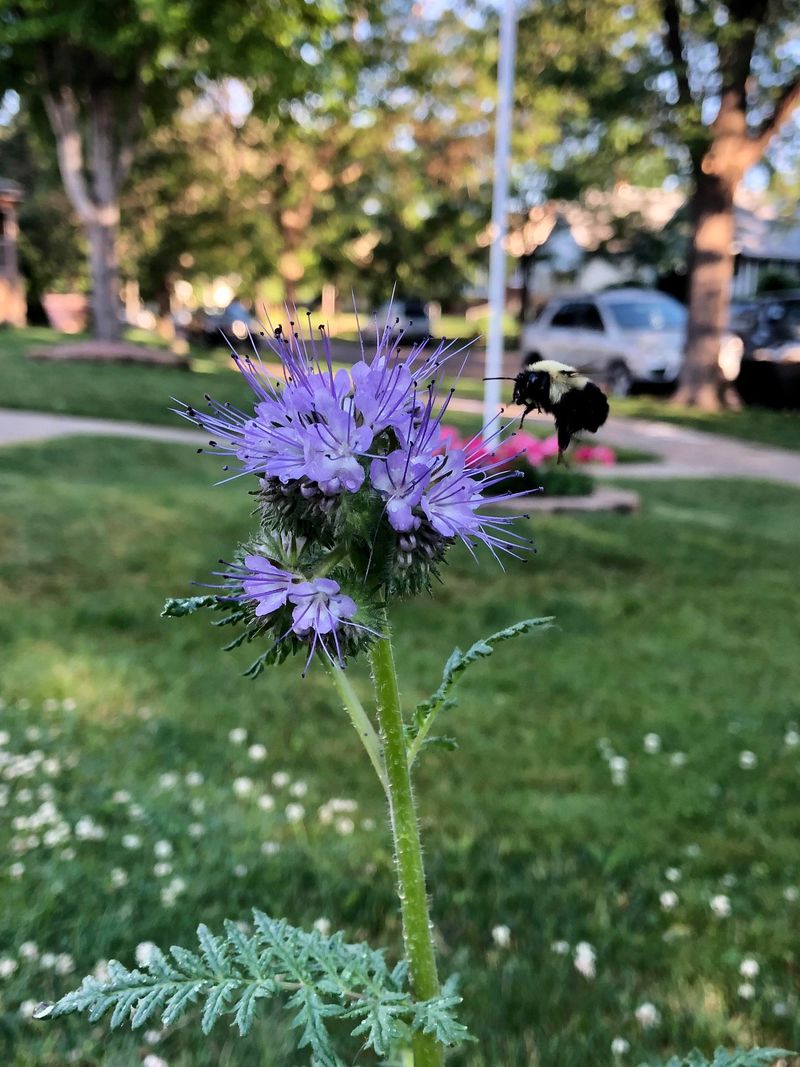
[
  {"xmin": 653, "ymin": 1049, "xmax": 795, "ymax": 1067},
  {"xmin": 47, "ymin": 912, "xmax": 469, "ymax": 1065},
  {"xmin": 407, "ymin": 616, "xmax": 554, "ymax": 763}
]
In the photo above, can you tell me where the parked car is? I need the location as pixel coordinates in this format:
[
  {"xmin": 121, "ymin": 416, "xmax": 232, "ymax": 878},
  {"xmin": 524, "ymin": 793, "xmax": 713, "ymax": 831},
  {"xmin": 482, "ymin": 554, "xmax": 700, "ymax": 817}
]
[
  {"xmin": 521, "ymin": 288, "xmax": 690, "ymax": 395},
  {"xmin": 735, "ymin": 290, "xmax": 800, "ymax": 409},
  {"xmin": 187, "ymin": 300, "xmax": 259, "ymax": 348},
  {"xmin": 376, "ymin": 297, "xmax": 432, "ymax": 342}
]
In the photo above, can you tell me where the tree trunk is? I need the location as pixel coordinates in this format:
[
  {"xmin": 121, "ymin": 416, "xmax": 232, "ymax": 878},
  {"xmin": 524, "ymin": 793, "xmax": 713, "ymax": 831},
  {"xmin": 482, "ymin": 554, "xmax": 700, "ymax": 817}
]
[
  {"xmin": 675, "ymin": 168, "xmax": 736, "ymax": 409},
  {"xmin": 517, "ymin": 251, "xmax": 535, "ymax": 327},
  {"xmin": 86, "ymin": 214, "xmax": 121, "ymax": 341}
]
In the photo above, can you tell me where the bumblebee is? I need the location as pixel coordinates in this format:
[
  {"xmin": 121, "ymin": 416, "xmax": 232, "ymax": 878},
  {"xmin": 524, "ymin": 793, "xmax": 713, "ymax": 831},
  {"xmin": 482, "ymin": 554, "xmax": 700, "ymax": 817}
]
[{"xmin": 510, "ymin": 359, "xmax": 610, "ymax": 459}]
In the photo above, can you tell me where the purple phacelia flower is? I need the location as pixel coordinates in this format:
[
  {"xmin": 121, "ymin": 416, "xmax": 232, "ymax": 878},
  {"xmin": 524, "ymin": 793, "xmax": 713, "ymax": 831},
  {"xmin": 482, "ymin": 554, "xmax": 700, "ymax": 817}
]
[{"xmin": 241, "ymin": 555, "xmax": 296, "ymax": 616}]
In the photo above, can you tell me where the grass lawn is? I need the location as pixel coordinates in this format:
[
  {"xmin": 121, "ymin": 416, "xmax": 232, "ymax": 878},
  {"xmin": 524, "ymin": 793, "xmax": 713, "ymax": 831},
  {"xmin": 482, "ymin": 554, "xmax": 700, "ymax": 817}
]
[{"xmin": 1, "ymin": 435, "xmax": 799, "ymax": 1066}]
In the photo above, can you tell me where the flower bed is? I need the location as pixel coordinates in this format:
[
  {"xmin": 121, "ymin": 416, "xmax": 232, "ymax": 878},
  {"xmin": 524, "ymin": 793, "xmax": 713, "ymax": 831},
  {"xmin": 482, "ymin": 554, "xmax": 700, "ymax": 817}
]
[{"xmin": 439, "ymin": 426, "xmax": 617, "ymax": 497}]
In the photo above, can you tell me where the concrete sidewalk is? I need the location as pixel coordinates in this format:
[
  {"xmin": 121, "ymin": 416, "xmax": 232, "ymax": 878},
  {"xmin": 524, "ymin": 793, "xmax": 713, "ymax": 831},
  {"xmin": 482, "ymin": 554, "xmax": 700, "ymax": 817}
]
[{"xmin": 2, "ymin": 404, "xmax": 800, "ymax": 488}]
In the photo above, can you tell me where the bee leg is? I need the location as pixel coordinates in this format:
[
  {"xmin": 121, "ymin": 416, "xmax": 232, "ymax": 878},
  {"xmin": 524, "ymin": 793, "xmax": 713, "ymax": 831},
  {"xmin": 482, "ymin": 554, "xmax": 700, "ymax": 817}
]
[{"xmin": 519, "ymin": 403, "xmax": 537, "ymax": 428}]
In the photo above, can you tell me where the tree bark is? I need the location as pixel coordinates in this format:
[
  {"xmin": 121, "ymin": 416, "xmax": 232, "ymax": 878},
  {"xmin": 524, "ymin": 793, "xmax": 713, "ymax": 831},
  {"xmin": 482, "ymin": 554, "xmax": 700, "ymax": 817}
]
[
  {"xmin": 674, "ymin": 168, "xmax": 736, "ymax": 409},
  {"xmin": 86, "ymin": 215, "xmax": 122, "ymax": 342}
]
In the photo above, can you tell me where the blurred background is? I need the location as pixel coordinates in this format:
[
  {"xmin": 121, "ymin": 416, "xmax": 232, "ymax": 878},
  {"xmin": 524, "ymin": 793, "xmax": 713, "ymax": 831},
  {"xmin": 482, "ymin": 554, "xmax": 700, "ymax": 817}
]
[{"xmin": 1, "ymin": 2, "xmax": 800, "ymax": 1066}]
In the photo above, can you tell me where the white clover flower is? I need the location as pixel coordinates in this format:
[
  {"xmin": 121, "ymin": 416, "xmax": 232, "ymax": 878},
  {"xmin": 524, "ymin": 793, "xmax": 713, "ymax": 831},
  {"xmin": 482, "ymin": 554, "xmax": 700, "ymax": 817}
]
[
  {"xmin": 285, "ymin": 803, "xmax": 305, "ymax": 823},
  {"xmin": 158, "ymin": 771, "xmax": 179, "ymax": 790},
  {"xmin": 188, "ymin": 823, "xmax": 205, "ymax": 838},
  {"xmin": 573, "ymin": 941, "xmax": 596, "ymax": 980},
  {"xmin": 74, "ymin": 816, "xmax": 105, "ymax": 841},
  {"xmin": 773, "ymin": 1001, "xmax": 788, "ymax": 1017},
  {"xmin": 737, "ymin": 982, "xmax": 755, "ymax": 1000},
  {"xmin": 144, "ymin": 1028, "xmax": 162, "ymax": 1045},
  {"xmin": 229, "ymin": 727, "xmax": 248, "ymax": 744},
  {"xmin": 272, "ymin": 771, "xmax": 290, "ymax": 789},
  {"xmin": 40, "ymin": 952, "xmax": 57, "ymax": 969},
  {"xmin": 611, "ymin": 1036, "xmax": 630, "ymax": 1056},
  {"xmin": 313, "ymin": 917, "xmax": 332, "ymax": 936},
  {"xmin": 185, "ymin": 771, "xmax": 204, "ymax": 787},
  {"xmin": 0, "ymin": 957, "xmax": 18, "ymax": 978},
  {"xmin": 362, "ymin": 817, "xmax": 376, "ymax": 830},
  {"xmin": 783, "ymin": 886, "xmax": 799, "ymax": 903},
  {"xmin": 25, "ymin": 727, "xmax": 42, "ymax": 742},
  {"xmin": 62, "ymin": 698, "xmax": 77, "ymax": 712},
  {"xmin": 122, "ymin": 833, "xmax": 142, "ymax": 850},
  {"xmin": 42, "ymin": 758, "xmax": 60, "ymax": 777},
  {"xmin": 143, "ymin": 1055, "xmax": 169, "ymax": 1067},
  {"xmin": 60, "ymin": 847, "xmax": 76, "ymax": 861},
  {"xmin": 128, "ymin": 803, "xmax": 145, "ymax": 820},
  {"xmin": 19, "ymin": 941, "xmax": 38, "ymax": 961},
  {"xmin": 234, "ymin": 864, "xmax": 248, "ymax": 878},
  {"xmin": 491, "ymin": 924, "xmax": 511, "ymax": 948},
  {"xmin": 112, "ymin": 790, "xmax": 131, "ymax": 804},
  {"xmin": 190, "ymin": 797, "xmax": 205, "ymax": 815},
  {"xmin": 153, "ymin": 840, "xmax": 173, "ymax": 860},
  {"xmin": 0, "ymin": 730, "xmax": 9, "ymax": 746},
  {"xmin": 261, "ymin": 841, "xmax": 280, "ymax": 856},
  {"xmin": 739, "ymin": 750, "xmax": 757, "ymax": 769},
  {"xmin": 784, "ymin": 728, "xmax": 800, "ymax": 748},
  {"xmin": 93, "ymin": 959, "xmax": 110, "ymax": 981},
  {"xmin": 160, "ymin": 877, "xmax": 187, "ymax": 907},
  {"xmin": 153, "ymin": 862, "xmax": 172, "ymax": 878},
  {"xmin": 135, "ymin": 941, "xmax": 159, "ymax": 968},
  {"xmin": 685, "ymin": 843, "xmax": 701, "ymax": 858},
  {"xmin": 248, "ymin": 743, "xmax": 267, "ymax": 762},
  {"xmin": 19, "ymin": 999, "xmax": 37, "ymax": 1019},
  {"xmin": 609, "ymin": 756, "xmax": 628, "ymax": 786},
  {"xmin": 669, "ymin": 751, "xmax": 687, "ymax": 768},
  {"xmin": 233, "ymin": 776, "xmax": 254, "ymax": 798},
  {"xmin": 659, "ymin": 890, "xmax": 679, "ymax": 911},
  {"xmin": 43, "ymin": 698, "xmax": 59, "ymax": 713},
  {"xmin": 721, "ymin": 873, "xmax": 737, "ymax": 889},
  {"xmin": 551, "ymin": 940, "xmax": 570, "ymax": 955},
  {"xmin": 110, "ymin": 868, "xmax": 128, "ymax": 889},
  {"xmin": 739, "ymin": 957, "xmax": 759, "ymax": 979},
  {"xmin": 643, "ymin": 733, "xmax": 661, "ymax": 754},
  {"xmin": 710, "ymin": 894, "xmax": 732, "ymax": 918},
  {"xmin": 54, "ymin": 953, "xmax": 75, "ymax": 976},
  {"xmin": 634, "ymin": 1001, "xmax": 660, "ymax": 1028},
  {"xmin": 257, "ymin": 793, "xmax": 275, "ymax": 812},
  {"xmin": 335, "ymin": 817, "xmax": 355, "ymax": 835}
]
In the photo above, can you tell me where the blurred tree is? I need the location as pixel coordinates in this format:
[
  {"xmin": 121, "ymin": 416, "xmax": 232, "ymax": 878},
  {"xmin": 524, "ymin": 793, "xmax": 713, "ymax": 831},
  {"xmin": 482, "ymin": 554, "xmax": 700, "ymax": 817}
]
[
  {"xmin": 659, "ymin": 0, "xmax": 800, "ymax": 407},
  {"xmin": 0, "ymin": 0, "xmax": 358, "ymax": 339},
  {"xmin": 513, "ymin": 0, "xmax": 799, "ymax": 408},
  {"xmin": 0, "ymin": 103, "xmax": 87, "ymax": 320}
]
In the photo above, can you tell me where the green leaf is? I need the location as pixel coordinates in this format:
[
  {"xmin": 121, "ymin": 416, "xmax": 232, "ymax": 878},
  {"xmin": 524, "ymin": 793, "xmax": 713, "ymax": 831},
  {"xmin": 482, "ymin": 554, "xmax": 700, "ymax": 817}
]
[
  {"xmin": 408, "ymin": 616, "xmax": 554, "ymax": 764},
  {"xmin": 161, "ymin": 595, "xmax": 218, "ymax": 617},
  {"xmin": 642, "ymin": 1049, "xmax": 795, "ymax": 1067},
  {"xmin": 48, "ymin": 912, "xmax": 471, "ymax": 1063}
]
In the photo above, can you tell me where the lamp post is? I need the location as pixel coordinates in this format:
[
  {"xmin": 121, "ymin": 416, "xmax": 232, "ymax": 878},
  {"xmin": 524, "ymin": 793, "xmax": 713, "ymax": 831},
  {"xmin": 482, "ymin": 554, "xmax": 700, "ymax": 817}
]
[{"xmin": 482, "ymin": 0, "xmax": 518, "ymax": 438}]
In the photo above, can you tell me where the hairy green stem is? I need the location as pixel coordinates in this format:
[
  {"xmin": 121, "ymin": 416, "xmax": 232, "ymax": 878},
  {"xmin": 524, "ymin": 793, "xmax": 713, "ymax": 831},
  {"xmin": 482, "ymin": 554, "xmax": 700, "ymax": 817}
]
[
  {"xmin": 370, "ymin": 629, "xmax": 443, "ymax": 1067},
  {"xmin": 328, "ymin": 664, "xmax": 388, "ymax": 794}
]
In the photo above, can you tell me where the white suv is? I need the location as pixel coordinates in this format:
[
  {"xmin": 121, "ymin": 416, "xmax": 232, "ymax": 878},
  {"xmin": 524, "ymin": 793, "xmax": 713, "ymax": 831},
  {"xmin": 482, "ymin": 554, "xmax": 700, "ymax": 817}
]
[{"xmin": 521, "ymin": 288, "xmax": 686, "ymax": 394}]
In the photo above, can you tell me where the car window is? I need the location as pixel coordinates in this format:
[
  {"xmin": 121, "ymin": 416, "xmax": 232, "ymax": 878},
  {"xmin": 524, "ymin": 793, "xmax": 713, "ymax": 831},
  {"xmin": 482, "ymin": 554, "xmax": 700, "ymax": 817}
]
[
  {"xmin": 604, "ymin": 298, "xmax": 686, "ymax": 331},
  {"xmin": 550, "ymin": 303, "xmax": 582, "ymax": 328},
  {"xmin": 581, "ymin": 304, "xmax": 605, "ymax": 331}
]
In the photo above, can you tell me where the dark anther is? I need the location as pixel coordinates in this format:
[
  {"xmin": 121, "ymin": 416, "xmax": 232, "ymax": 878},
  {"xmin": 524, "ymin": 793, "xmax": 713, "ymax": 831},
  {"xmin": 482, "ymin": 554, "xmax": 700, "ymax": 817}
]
[
  {"xmin": 208, "ymin": 441, "xmax": 217, "ymax": 447},
  {"xmin": 274, "ymin": 325, "xmax": 283, "ymax": 337},
  {"xmin": 204, "ymin": 393, "xmax": 212, "ymax": 401},
  {"xmin": 196, "ymin": 448, "xmax": 203, "ymax": 453}
]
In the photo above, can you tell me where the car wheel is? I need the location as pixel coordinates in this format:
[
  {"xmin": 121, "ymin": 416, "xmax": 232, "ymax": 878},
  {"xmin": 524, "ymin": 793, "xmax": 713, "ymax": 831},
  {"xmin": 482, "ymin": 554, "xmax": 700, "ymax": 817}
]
[{"xmin": 606, "ymin": 361, "xmax": 634, "ymax": 397}]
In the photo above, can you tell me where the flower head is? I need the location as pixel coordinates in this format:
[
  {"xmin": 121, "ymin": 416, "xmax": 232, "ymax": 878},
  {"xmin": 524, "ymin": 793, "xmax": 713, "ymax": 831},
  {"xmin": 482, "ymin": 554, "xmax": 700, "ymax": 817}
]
[{"xmin": 179, "ymin": 310, "xmax": 532, "ymax": 673}]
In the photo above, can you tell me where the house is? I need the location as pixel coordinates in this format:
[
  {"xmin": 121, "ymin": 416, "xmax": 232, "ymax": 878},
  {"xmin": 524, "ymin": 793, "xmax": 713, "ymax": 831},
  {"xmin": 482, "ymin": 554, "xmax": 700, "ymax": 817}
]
[
  {"xmin": 504, "ymin": 183, "xmax": 800, "ymax": 307},
  {"xmin": 0, "ymin": 177, "xmax": 26, "ymax": 326}
]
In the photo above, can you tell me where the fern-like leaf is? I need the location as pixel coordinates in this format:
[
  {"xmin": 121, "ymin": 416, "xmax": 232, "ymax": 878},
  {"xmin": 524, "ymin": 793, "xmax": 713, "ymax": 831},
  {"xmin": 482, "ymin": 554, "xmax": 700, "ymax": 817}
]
[{"xmin": 47, "ymin": 912, "xmax": 470, "ymax": 1064}]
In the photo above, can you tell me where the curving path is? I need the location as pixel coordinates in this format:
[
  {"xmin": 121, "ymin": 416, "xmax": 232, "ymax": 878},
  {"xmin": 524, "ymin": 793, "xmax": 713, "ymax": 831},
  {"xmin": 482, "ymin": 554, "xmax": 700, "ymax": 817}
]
[{"xmin": 1, "ymin": 405, "xmax": 800, "ymax": 489}]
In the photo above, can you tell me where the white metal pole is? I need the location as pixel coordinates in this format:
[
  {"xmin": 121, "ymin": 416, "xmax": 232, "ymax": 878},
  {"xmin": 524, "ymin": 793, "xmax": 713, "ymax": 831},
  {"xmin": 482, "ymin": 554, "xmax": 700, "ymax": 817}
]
[{"xmin": 482, "ymin": 0, "xmax": 518, "ymax": 439}]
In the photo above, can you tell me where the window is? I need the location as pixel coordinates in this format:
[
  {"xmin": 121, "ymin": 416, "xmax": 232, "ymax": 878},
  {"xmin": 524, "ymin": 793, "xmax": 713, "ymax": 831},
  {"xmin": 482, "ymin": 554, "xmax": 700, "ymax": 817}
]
[
  {"xmin": 582, "ymin": 304, "xmax": 605, "ymax": 332},
  {"xmin": 550, "ymin": 302, "xmax": 605, "ymax": 331},
  {"xmin": 605, "ymin": 298, "xmax": 687, "ymax": 331},
  {"xmin": 550, "ymin": 303, "xmax": 581, "ymax": 328}
]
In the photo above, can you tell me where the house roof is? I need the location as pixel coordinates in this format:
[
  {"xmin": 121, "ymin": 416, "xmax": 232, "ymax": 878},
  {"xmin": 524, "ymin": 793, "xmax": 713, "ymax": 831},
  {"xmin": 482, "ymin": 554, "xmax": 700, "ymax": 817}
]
[{"xmin": 509, "ymin": 183, "xmax": 800, "ymax": 264}]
